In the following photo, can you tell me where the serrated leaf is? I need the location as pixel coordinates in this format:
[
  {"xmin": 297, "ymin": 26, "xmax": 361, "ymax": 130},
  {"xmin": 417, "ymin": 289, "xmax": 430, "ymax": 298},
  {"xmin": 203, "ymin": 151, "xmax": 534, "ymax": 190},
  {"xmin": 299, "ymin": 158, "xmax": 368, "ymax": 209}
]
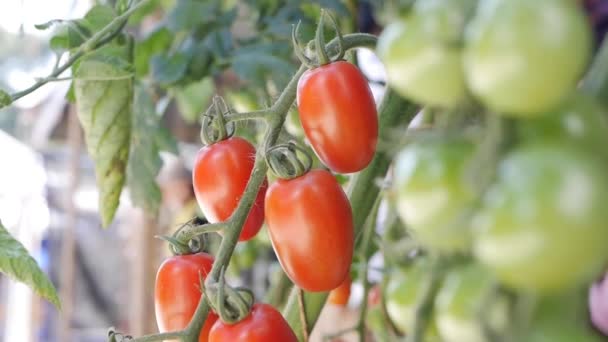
[
  {"xmin": 0, "ymin": 220, "xmax": 60, "ymax": 308},
  {"xmin": 134, "ymin": 27, "xmax": 173, "ymax": 76},
  {"xmin": 151, "ymin": 53, "xmax": 189, "ymax": 85},
  {"xmin": 173, "ymin": 77, "xmax": 214, "ymax": 123},
  {"xmin": 127, "ymin": 86, "xmax": 163, "ymax": 214},
  {"xmin": 74, "ymin": 48, "xmax": 132, "ymax": 227},
  {"xmin": 0, "ymin": 90, "xmax": 11, "ymax": 109}
]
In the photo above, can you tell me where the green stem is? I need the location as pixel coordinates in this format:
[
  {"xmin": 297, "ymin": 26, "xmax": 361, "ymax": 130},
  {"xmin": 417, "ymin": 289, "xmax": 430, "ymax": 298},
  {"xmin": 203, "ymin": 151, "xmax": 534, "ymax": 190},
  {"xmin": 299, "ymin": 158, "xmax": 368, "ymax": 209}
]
[
  {"xmin": 357, "ymin": 195, "xmax": 383, "ymax": 341},
  {"xmin": 8, "ymin": 0, "xmax": 150, "ymax": 105},
  {"xmin": 225, "ymin": 109, "xmax": 270, "ymax": 122},
  {"xmin": 283, "ymin": 90, "xmax": 417, "ymax": 341},
  {"xmin": 405, "ymin": 257, "xmax": 443, "ymax": 342}
]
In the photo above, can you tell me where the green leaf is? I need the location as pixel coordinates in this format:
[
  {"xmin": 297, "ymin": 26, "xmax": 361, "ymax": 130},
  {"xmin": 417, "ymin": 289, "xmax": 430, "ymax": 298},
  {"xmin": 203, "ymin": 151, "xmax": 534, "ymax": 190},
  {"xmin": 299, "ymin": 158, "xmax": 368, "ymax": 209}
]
[
  {"xmin": 47, "ymin": 5, "xmax": 116, "ymax": 52},
  {"xmin": 166, "ymin": 0, "xmax": 217, "ymax": 32},
  {"xmin": 127, "ymin": 86, "xmax": 164, "ymax": 214},
  {"xmin": 173, "ymin": 77, "xmax": 214, "ymax": 123},
  {"xmin": 151, "ymin": 53, "xmax": 189, "ymax": 86},
  {"xmin": 0, "ymin": 220, "xmax": 60, "ymax": 308},
  {"xmin": 74, "ymin": 48, "xmax": 132, "ymax": 227},
  {"xmin": 0, "ymin": 90, "xmax": 12, "ymax": 109},
  {"xmin": 134, "ymin": 27, "xmax": 173, "ymax": 77},
  {"xmin": 231, "ymin": 43, "xmax": 295, "ymax": 87}
]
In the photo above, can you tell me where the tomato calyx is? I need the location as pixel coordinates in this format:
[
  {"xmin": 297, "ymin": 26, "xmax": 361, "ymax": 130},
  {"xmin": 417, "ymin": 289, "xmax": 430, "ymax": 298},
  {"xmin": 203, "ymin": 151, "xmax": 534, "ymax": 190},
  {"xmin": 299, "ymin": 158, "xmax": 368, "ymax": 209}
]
[
  {"xmin": 205, "ymin": 266, "xmax": 255, "ymax": 325},
  {"xmin": 266, "ymin": 141, "xmax": 313, "ymax": 179},
  {"xmin": 200, "ymin": 95, "xmax": 236, "ymax": 145},
  {"xmin": 292, "ymin": 10, "xmax": 345, "ymax": 68}
]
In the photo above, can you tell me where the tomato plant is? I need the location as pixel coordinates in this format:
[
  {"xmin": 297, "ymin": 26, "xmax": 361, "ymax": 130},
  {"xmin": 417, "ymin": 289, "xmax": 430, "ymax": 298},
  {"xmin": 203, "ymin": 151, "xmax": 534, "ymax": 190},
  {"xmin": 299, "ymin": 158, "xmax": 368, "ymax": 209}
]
[
  {"xmin": 377, "ymin": 0, "xmax": 476, "ymax": 107},
  {"xmin": 208, "ymin": 303, "xmax": 297, "ymax": 341},
  {"xmin": 473, "ymin": 142, "xmax": 608, "ymax": 293},
  {"xmin": 392, "ymin": 138, "xmax": 476, "ymax": 253},
  {"xmin": 265, "ymin": 169, "xmax": 353, "ymax": 292},
  {"xmin": 297, "ymin": 61, "xmax": 378, "ymax": 173},
  {"xmin": 155, "ymin": 253, "xmax": 218, "ymax": 342},
  {"xmin": 192, "ymin": 137, "xmax": 268, "ymax": 241},
  {"xmin": 464, "ymin": 0, "xmax": 592, "ymax": 115},
  {"xmin": 328, "ymin": 274, "xmax": 352, "ymax": 306}
]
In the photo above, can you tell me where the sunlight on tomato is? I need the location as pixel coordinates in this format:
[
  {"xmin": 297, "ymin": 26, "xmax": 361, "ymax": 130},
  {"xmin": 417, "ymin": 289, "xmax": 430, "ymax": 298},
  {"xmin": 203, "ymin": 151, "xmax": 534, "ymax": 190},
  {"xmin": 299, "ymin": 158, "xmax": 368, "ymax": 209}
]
[
  {"xmin": 464, "ymin": 0, "xmax": 592, "ymax": 115},
  {"xmin": 473, "ymin": 143, "xmax": 608, "ymax": 293},
  {"xmin": 392, "ymin": 138, "xmax": 476, "ymax": 252}
]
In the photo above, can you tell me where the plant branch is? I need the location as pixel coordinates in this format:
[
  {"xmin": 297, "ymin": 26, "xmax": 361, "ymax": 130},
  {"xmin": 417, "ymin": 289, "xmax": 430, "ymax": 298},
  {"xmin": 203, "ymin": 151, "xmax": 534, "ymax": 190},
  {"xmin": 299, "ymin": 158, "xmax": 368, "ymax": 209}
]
[
  {"xmin": 7, "ymin": 0, "xmax": 150, "ymax": 105},
  {"xmin": 583, "ymin": 34, "xmax": 608, "ymax": 106}
]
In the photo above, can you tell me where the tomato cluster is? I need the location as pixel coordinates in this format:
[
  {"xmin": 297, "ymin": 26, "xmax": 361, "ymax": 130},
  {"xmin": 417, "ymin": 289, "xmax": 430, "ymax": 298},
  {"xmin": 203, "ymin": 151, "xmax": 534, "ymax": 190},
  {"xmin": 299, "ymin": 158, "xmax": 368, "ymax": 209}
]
[
  {"xmin": 381, "ymin": 0, "xmax": 608, "ymax": 339},
  {"xmin": 153, "ymin": 38, "xmax": 378, "ymax": 338}
]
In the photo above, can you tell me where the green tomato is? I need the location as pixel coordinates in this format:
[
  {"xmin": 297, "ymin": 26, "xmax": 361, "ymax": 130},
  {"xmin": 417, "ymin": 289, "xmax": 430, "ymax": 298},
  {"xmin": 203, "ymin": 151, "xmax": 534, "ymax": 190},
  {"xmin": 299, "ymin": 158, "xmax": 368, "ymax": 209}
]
[
  {"xmin": 392, "ymin": 139, "xmax": 476, "ymax": 252},
  {"xmin": 464, "ymin": 0, "xmax": 592, "ymax": 115},
  {"xmin": 473, "ymin": 142, "xmax": 608, "ymax": 293},
  {"xmin": 385, "ymin": 261, "xmax": 441, "ymax": 340},
  {"xmin": 377, "ymin": 0, "xmax": 476, "ymax": 108},
  {"xmin": 435, "ymin": 264, "xmax": 509, "ymax": 342},
  {"xmin": 522, "ymin": 293, "xmax": 602, "ymax": 342},
  {"xmin": 517, "ymin": 93, "xmax": 608, "ymax": 154}
]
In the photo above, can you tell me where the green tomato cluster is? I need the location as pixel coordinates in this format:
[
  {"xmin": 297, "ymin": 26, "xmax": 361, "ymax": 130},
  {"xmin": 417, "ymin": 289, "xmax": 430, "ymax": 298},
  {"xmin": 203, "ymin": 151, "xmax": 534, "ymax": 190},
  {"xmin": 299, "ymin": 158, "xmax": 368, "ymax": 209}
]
[
  {"xmin": 378, "ymin": 0, "xmax": 591, "ymax": 116},
  {"xmin": 382, "ymin": 0, "xmax": 608, "ymax": 340}
]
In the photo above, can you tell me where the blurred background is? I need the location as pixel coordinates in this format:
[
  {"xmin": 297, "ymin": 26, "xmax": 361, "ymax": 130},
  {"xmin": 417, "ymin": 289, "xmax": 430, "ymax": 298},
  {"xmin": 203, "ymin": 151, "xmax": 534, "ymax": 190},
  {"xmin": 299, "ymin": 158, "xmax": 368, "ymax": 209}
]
[{"xmin": 0, "ymin": 1, "xmax": 388, "ymax": 341}]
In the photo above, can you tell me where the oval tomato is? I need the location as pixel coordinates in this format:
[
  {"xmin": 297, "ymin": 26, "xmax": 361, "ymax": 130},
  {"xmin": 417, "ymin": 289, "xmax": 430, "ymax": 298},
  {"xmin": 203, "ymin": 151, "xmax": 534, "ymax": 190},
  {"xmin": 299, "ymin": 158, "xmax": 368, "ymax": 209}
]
[
  {"xmin": 297, "ymin": 61, "xmax": 378, "ymax": 173},
  {"xmin": 377, "ymin": 0, "xmax": 476, "ymax": 107},
  {"xmin": 192, "ymin": 137, "xmax": 267, "ymax": 241},
  {"xmin": 392, "ymin": 138, "xmax": 476, "ymax": 252},
  {"xmin": 464, "ymin": 0, "xmax": 592, "ymax": 115},
  {"xmin": 434, "ymin": 263, "xmax": 509, "ymax": 342},
  {"xmin": 208, "ymin": 303, "xmax": 297, "ymax": 342},
  {"xmin": 473, "ymin": 142, "xmax": 608, "ymax": 293},
  {"xmin": 155, "ymin": 253, "xmax": 218, "ymax": 342},
  {"xmin": 265, "ymin": 169, "xmax": 354, "ymax": 291},
  {"xmin": 328, "ymin": 274, "xmax": 352, "ymax": 306}
]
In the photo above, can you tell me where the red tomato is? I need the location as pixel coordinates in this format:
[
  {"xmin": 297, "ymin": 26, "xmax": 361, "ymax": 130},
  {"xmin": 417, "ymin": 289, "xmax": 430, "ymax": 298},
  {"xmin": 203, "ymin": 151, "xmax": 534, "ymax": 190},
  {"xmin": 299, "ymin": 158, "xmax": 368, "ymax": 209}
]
[
  {"xmin": 265, "ymin": 169, "xmax": 354, "ymax": 291},
  {"xmin": 297, "ymin": 61, "xmax": 378, "ymax": 173},
  {"xmin": 192, "ymin": 137, "xmax": 267, "ymax": 241},
  {"xmin": 155, "ymin": 253, "xmax": 218, "ymax": 342},
  {"xmin": 328, "ymin": 274, "xmax": 352, "ymax": 306},
  {"xmin": 208, "ymin": 303, "xmax": 298, "ymax": 342}
]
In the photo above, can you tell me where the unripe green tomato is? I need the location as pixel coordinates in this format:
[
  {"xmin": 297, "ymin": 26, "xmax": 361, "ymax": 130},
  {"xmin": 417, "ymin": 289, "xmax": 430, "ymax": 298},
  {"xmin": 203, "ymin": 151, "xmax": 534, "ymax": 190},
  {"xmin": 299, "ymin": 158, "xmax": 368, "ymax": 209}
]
[
  {"xmin": 434, "ymin": 263, "xmax": 509, "ymax": 342},
  {"xmin": 385, "ymin": 261, "xmax": 440, "ymax": 340},
  {"xmin": 392, "ymin": 139, "xmax": 476, "ymax": 253},
  {"xmin": 522, "ymin": 294, "xmax": 603, "ymax": 342},
  {"xmin": 377, "ymin": 0, "xmax": 475, "ymax": 108},
  {"xmin": 517, "ymin": 93, "xmax": 608, "ymax": 155},
  {"xmin": 473, "ymin": 142, "xmax": 608, "ymax": 293},
  {"xmin": 464, "ymin": 0, "xmax": 592, "ymax": 115}
]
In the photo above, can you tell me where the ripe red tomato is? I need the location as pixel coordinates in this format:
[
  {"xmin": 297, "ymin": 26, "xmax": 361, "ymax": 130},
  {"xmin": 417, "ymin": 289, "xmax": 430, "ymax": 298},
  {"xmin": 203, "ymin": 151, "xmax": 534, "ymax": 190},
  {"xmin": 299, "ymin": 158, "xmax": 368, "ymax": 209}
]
[
  {"xmin": 328, "ymin": 274, "xmax": 352, "ymax": 306},
  {"xmin": 265, "ymin": 169, "xmax": 354, "ymax": 291},
  {"xmin": 208, "ymin": 303, "xmax": 298, "ymax": 342},
  {"xmin": 155, "ymin": 253, "xmax": 218, "ymax": 342},
  {"xmin": 192, "ymin": 137, "xmax": 267, "ymax": 241},
  {"xmin": 297, "ymin": 61, "xmax": 378, "ymax": 173}
]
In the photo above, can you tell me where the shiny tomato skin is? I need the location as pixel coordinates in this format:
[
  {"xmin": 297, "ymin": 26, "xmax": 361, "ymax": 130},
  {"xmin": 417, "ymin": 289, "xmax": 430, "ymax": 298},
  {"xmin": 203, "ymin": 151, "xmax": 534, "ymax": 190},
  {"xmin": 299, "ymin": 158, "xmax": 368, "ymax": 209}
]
[
  {"xmin": 297, "ymin": 61, "xmax": 378, "ymax": 173},
  {"xmin": 155, "ymin": 253, "xmax": 218, "ymax": 342},
  {"xmin": 265, "ymin": 169, "xmax": 354, "ymax": 291},
  {"xmin": 208, "ymin": 303, "xmax": 298, "ymax": 342},
  {"xmin": 328, "ymin": 274, "xmax": 352, "ymax": 306},
  {"xmin": 192, "ymin": 137, "xmax": 267, "ymax": 241}
]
